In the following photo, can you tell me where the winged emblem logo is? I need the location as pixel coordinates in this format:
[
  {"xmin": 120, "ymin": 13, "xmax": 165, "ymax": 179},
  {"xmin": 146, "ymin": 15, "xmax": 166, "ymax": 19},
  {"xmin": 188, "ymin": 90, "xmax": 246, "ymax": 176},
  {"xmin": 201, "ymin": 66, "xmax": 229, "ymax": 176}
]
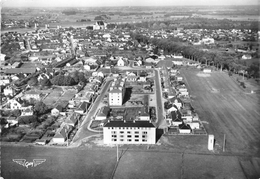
[{"xmin": 13, "ymin": 159, "xmax": 46, "ymax": 168}]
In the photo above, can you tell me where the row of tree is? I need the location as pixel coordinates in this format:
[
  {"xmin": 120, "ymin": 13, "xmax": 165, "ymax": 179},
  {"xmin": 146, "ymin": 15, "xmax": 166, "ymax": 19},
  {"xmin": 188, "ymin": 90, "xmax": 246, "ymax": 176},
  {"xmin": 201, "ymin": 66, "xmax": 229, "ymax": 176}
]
[{"xmin": 131, "ymin": 33, "xmax": 259, "ymax": 78}]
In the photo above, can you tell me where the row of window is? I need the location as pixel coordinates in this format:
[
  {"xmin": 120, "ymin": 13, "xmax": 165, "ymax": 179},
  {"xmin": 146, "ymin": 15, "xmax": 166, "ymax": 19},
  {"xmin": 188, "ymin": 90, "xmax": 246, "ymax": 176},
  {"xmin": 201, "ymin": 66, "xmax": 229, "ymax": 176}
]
[
  {"xmin": 112, "ymin": 139, "xmax": 147, "ymax": 142},
  {"xmin": 111, "ymin": 131, "xmax": 148, "ymax": 134},
  {"xmin": 111, "ymin": 135, "xmax": 147, "ymax": 138},
  {"xmin": 108, "ymin": 127, "xmax": 151, "ymax": 130}
]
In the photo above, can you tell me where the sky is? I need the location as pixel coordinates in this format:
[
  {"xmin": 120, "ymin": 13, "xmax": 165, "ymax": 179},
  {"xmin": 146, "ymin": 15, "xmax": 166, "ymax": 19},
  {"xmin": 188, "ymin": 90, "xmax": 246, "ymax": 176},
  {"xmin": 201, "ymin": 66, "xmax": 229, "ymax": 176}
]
[{"xmin": 1, "ymin": 0, "xmax": 259, "ymax": 7}]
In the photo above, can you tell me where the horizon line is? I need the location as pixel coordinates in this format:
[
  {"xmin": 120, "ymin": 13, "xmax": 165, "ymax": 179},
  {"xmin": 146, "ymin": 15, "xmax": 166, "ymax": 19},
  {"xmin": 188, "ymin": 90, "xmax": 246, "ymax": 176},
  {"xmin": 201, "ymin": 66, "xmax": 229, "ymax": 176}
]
[{"xmin": 2, "ymin": 4, "xmax": 258, "ymax": 8}]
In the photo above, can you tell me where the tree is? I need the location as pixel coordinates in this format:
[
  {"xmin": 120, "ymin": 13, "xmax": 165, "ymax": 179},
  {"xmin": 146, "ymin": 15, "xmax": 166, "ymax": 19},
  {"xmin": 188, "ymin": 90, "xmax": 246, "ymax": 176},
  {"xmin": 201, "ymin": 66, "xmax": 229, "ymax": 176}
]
[
  {"xmin": 18, "ymin": 115, "xmax": 37, "ymax": 124},
  {"xmin": 11, "ymin": 110, "xmax": 21, "ymax": 117},
  {"xmin": 39, "ymin": 78, "xmax": 51, "ymax": 87},
  {"xmin": 28, "ymin": 77, "xmax": 38, "ymax": 86},
  {"xmin": 34, "ymin": 101, "xmax": 49, "ymax": 115},
  {"xmin": 0, "ymin": 117, "xmax": 8, "ymax": 125}
]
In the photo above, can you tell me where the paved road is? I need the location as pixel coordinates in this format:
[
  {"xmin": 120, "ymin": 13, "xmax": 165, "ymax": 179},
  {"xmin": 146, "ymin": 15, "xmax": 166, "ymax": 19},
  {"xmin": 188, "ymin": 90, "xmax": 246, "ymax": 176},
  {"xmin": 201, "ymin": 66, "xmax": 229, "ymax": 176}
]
[
  {"xmin": 154, "ymin": 69, "xmax": 167, "ymax": 129},
  {"xmin": 71, "ymin": 79, "xmax": 112, "ymax": 145}
]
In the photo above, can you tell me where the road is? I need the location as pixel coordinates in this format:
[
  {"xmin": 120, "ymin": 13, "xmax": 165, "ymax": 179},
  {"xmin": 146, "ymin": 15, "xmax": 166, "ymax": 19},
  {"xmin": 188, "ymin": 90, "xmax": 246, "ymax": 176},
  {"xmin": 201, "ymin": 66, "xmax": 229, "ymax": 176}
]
[
  {"xmin": 71, "ymin": 79, "xmax": 112, "ymax": 146},
  {"xmin": 154, "ymin": 69, "xmax": 167, "ymax": 129}
]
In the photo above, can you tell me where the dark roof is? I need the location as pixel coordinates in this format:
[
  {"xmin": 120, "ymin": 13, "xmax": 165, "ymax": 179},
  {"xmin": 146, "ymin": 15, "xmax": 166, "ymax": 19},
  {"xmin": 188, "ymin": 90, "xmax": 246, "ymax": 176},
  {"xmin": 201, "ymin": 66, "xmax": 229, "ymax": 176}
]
[
  {"xmin": 104, "ymin": 120, "xmax": 155, "ymax": 128},
  {"xmin": 4, "ymin": 68, "xmax": 36, "ymax": 74},
  {"xmin": 77, "ymin": 102, "xmax": 88, "ymax": 110},
  {"xmin": 97, "ymin": 21, "xmax": 104, "ymax": 25},
  {"xmin": 179, "ymin": 123, "xmax": 190, "ymax": 129}
]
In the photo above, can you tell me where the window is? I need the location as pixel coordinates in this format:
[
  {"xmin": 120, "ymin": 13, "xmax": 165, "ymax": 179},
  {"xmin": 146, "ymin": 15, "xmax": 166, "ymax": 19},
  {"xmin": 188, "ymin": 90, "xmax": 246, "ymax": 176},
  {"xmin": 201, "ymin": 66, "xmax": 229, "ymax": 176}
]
[
  {"xmin": 111, "ymin": 131, "xmax": 116, "ymax": 134},
  {"xmin": 120, "ymin": 139, "xmax": 124, "ymax": 142},
  {"xmin": 127, "ymin": 135, "xmax": 131, "ymax": 138},
  {"xmin": 135, "ymin": 139, "xmax": 139, "ymax": 142},
  {"xmin": 142, "ymin": 135, "xmax": 147, "ymax": 138},
  {"xmin": 112, "ymin": 135, "xmax": 117, "ymax": 138},
  {"xmin": 142, "ymin": 139, "xmax": 147, "ymax": 142},
  {"xmin": 127, "ymin": 139, "xmax": 132, "ymax": 142},
  {"xmin": 134, "ymin": 131, "xmax": 139, "ymax": 134},
  {"xmin": 143, "ymin": 131, "xmax": 147, "ymax": 134},
  {"xmin": 120, "ymin": 135, "xmax": 124, "ymax": 138},
  {"xmin": 112, "ymin": 139, "xmax": 117, "ymax": 141},
  {"xmin": 135, "ymin": 135, "xmax": 139, "ymax": 138},
  {"xmin": 127, "ymin": 131, "xmax": 131, "ymax": 134},
  {"xmin": 120, "ymin": 131, "xmax": 124, "ymax": 134}
]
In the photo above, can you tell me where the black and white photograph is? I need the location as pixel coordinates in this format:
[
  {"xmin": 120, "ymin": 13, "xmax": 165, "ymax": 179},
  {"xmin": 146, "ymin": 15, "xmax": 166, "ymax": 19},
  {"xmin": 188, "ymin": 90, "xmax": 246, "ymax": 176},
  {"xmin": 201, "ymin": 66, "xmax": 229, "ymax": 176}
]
[{"xmin": 0, "ymin": 0, "xmax": 260, "ymax": 178}]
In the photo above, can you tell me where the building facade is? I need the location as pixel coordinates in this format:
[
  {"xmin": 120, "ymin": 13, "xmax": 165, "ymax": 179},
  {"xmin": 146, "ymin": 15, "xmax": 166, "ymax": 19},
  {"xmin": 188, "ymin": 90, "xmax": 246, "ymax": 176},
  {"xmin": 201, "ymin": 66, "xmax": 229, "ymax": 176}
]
[
  {"xmin": 108, "ymin": 77, "xmax": 126, "ymax": 106},
  {"xmin": 103, "ymin": 120, "xmax": 156, "ymax": 145}
]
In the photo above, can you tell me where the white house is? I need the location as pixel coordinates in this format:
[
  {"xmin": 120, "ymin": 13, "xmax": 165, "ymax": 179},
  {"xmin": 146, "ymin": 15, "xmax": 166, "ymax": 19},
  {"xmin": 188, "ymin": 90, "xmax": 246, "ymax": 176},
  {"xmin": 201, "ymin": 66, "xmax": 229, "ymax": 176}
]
[
  {"xmin": 241, "ymin": 54, "xmax": 252, "ymax": 60},
  {"xmin": 0, "ymin": 53, "xmax": 6, "ymax": 61},
  {"xmin": 96, "ymin": 106, "xmax": 110, "ymax": 120},
  {"xmin": 8, "ymin": 99, "xmax": 22, "ymax": 110},
  {"xmin": 203, "ymin": 68, "xmax": 212, "ymax": 73},
  {"xmin": 4, "ymin": 86, "xmax": 15, "ymax": 97},
  {"xmin": 187, "ymin": 121, "xmax": 200, "ymax": 130},
  {"xmin": 178, "ymin": 123, "xmax": 191, "ymax": 134},
  {"xmin": 52, "ymin": 126, "xmax": 67, "ymax": 144},
  {"xmin": 103, "ymin": 120, "xmax": 156, "ymax": 145},
  {"xmin": 117, "ymin": 58, "xmax": 125, "ymax": 66},
  {"xmin": 21, "ymin": 107, "xmax": 34, "ymax": 116}
]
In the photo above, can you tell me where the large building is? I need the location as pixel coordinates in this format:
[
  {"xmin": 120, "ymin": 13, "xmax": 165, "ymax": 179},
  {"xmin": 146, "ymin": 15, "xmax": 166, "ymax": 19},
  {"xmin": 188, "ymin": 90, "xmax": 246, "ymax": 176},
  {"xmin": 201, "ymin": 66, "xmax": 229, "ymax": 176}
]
[
  {"xmin": 103, "ymin": 120, "xmax": 156, "ymax": 145},
  {"xmin": 108, "ymin": 77, "xmax": 126, "ymax": 106}
]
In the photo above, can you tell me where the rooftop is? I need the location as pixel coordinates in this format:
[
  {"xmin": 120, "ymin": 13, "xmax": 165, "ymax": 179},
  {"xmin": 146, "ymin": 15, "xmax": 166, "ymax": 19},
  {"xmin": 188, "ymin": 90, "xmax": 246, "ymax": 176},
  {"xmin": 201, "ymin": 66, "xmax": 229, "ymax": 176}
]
[{"xmin": 104, "ymin": 120, "xmax": 155, "ymax": 128}]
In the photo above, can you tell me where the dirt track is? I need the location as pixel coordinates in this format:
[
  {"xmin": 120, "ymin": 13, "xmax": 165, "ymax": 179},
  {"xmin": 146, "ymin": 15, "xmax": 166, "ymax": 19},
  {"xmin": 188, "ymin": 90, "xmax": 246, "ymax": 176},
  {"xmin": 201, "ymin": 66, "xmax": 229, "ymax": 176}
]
[{"xmin": 181, "ymin": 68, "xmax": 260, "ymax": 155}]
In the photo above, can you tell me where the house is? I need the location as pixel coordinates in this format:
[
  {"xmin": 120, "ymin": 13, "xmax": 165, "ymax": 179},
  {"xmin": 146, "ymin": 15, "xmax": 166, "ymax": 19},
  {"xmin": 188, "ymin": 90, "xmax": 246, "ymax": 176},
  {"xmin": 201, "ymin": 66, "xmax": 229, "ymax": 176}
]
[
  {"xmin": 103, "ymin": 120, "xmax": 156, "ymax": 144},
  {"xmin": 51, "ymin": 105, "xmax": 64, "ymax": 116},
  {"xmin": 126, "ymin": 72, "xmax": 138, "ymax": 82},
  {"xmin": 117, "ymin": 58, "xmax": 125, "ymax": 66},
  {"xmin": 4, "ymin": 68, "xmax": 36, "ymax": 75},
  {"xmin": 241, "ymin": 54, "xmax": 252, "ymax": 60},
  {"xmin": 0, "ymin": 53, "xmax": 6, "ymax": 61},
  {"xmin": 75, "ymin": 102, "xmax": 89, "ymax": 114},
  {"xmin": 96, "ymin": 106, "xmax": 110, "ymax": 120},
  {"xmin": 169, "ymin": 97, "xmax": 183, "ymax": 110},
  {"xmin": 52, "ymin": 127, "xmax": 67, "ymax": 144},
  {"xmin": 178, "ymin": 123, "xmax": 191, "ymax": 134},
  {"xmin": 8, "ymin": 99, "xmax": 22, "ymax": 110},
  {"xmin": 64, "ymin": 112, "xmax": 80, "ymax": 127},
  {"xmin": 21, "ymin": 107, "xmax": 34, "ymax": 116},
  {"xmin": 3, "ymin": 86, "xmax": 15, "ymax": 96},
  {"xmin": 93, "ymin": 21, "xmax": 107, "ymax": 30},
  {"xmin": 187, "ymin": 121, "xmax": 200, "ymax": 130},
  {"xmin": 22, "ymin": 91, "xmax": 41, "ymax": 101},
  {"xmin": 203, "ymin": 68, "xmax": 212, "ymax": 73},
  {"xmin": 168, "ymin": 111, "xmax": 183, "ymax": 127},
  {"xmin": 7, "ymin": 117, "xmax": 19, "ymax": 127}
]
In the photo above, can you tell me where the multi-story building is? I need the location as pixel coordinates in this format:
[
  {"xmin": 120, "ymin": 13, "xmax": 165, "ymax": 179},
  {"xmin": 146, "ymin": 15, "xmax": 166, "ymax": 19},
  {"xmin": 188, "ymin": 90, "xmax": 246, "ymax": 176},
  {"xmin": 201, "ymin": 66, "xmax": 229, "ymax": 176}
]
[
  {"xmin": 103, "ymin": 120, "xmax": 156, "ymax": 144},
  {"xmin": 108, "ymin": 77, "xmax": 126, "ymax": 106}
]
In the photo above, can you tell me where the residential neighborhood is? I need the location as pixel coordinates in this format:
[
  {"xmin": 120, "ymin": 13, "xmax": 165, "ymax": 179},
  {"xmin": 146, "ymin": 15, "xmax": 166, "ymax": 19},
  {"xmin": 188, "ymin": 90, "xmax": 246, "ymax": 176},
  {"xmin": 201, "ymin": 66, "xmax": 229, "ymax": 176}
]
[{"xmin": 1, "ymin": 4, "xmax": 260, "ymax": 179}]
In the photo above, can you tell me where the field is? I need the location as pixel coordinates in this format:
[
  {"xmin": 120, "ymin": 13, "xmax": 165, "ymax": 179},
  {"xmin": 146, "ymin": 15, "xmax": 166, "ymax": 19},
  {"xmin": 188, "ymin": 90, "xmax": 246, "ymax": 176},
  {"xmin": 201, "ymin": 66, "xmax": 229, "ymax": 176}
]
[
  {"xmin": 114, "ymin": 150, "xmax": 248, "ymax": 179},
  {"xmin": 181, "ymin": 68, "xmax": 260, "ymax": 155}
]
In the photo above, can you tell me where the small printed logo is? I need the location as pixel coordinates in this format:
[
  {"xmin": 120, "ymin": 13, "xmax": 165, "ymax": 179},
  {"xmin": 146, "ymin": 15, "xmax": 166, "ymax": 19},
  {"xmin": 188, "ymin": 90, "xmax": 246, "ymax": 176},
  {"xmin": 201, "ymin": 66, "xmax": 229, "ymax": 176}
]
[{"xmin": 13, "ymin": 159, "xmax": 46, "ymax": 168}]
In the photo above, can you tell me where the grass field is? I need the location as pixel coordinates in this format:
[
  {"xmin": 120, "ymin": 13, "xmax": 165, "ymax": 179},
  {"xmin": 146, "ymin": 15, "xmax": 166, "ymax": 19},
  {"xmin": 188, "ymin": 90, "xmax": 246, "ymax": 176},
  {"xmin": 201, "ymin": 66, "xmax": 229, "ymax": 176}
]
[{"xmin": 181, "ymin": 68, "xmax": 260, "ymax": 155}]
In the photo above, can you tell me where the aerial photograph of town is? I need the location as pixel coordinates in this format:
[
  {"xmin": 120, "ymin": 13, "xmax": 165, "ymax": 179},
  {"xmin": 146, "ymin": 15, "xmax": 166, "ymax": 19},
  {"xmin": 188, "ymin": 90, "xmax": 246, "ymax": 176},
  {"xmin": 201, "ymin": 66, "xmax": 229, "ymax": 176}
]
[{"xmin": 0, "ymin": 0, "xmax": 259, "ymax": 178}]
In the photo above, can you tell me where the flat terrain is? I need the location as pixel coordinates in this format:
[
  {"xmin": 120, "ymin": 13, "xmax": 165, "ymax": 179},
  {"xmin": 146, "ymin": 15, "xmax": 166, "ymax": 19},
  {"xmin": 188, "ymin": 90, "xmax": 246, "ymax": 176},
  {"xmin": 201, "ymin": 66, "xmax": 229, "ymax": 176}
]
[
  {"xmin": 181, "ymin": 68, "xmax": 260, "ymax": 155},
  {"xmin": 3, "ymin": 145, "xmax": 258, "ymax": 179}
]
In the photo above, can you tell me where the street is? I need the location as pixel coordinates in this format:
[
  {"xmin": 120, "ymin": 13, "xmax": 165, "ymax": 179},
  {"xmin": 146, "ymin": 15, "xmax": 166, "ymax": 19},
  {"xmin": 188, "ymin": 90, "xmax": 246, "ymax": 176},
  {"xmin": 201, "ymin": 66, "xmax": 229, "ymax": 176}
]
[
  {"xmin": 154, "ymin": 69, "xmax": 167, "ymax": 129},
  {"xmin": 71, "ymin": 79, "xmax": 112, "ymax": 145}
]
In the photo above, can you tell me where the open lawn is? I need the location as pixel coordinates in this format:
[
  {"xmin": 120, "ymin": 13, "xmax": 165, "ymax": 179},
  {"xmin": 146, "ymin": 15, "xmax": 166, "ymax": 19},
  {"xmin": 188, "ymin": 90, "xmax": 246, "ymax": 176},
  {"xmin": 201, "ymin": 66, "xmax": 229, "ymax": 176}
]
[{"xmin": 181, "ymin": 68, "xmax": 260, "ymax": 155}]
